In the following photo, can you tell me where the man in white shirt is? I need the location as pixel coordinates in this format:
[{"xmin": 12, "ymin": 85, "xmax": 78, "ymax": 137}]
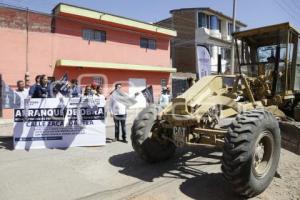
[
  {"xmin": 159, "ymin": 87, "xmax": 170, "ymax": 109},
  {"xmin": 15, "ymin": 80, "xmax": 29, "ymax": 108},
  {"xmin": 95, "ymin": 85, "xmax": 106, "ymax": 102},
  {"xmin": 109, "ymin": 83, "xmax": 133, "ymax": 143}
]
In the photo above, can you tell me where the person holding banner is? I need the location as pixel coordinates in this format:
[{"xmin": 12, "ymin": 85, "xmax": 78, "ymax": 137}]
[
  {"xmin": 69, "ymin": 79, "xmax": 82, "ymax": 97},
  {"xmin": 96, "ymin": 85, "xmax": 106, "ymax": 101},
  {"xmin": 91, "ymin": 81, "xmax": 97, "ymax": 95},
  {"xmin": 84, "ymin": 85, "xmax": 93, "ymax": 96},
  {"xmin": 109, "ymin": 83, "xmax": 137, "ymax": 143},
  {"xmin": 15, "ymin": 80, "xmax": 29, "ymax": 108}
]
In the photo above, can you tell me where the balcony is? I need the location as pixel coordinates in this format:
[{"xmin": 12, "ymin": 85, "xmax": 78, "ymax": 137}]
[
  {"xmin": 195, "ymin": 27, "xmax": 231, "ymax": 48},
  {"xmin": 222, "ymin": 34, "xmax": 232, "ymax": 41},
  {"xmin": 196, "ymin": 27, "xmax": 228, "ymax": 42}
]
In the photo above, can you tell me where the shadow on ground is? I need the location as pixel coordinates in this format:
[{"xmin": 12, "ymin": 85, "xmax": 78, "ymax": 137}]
[
  {"xmin": 180, "ymin": 173, "xmax": 243, "ymax": 200},
  {"xmin": 109, "ymin": 146, "xmax": 243, "ymax": 199},
  {"xmin": 0, "ymin": 137, "xmax": 14, "ymax": 150}
]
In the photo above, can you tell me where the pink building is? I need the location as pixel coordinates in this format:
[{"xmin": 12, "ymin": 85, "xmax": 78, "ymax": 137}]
[{"xmin": 0, "ymin": 3, "xmax": 177, "ymax": 119}]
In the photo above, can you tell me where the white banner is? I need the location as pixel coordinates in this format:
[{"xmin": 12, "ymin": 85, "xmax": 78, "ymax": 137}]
[
  {"xmin": 197, "ymin": 46, "xmax": 211, "ymax": 78},
  {"xmin": 13, "ymin": 97, "xmax": 106, "ymax": 150}
]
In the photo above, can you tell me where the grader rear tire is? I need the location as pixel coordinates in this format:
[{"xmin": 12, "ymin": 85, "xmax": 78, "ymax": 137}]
[
  {"xmin": 131, "ymin": 105, "xmax": 176, "ymax": 163},
  {"xmin": 222, "ymin": 109, "xmax": 281, "ymax": 198}
]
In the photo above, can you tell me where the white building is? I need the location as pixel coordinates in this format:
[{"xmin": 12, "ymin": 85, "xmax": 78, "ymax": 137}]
[{"xmin": 156, "ymin": 7, "xmax": 247, "ymax": 75}]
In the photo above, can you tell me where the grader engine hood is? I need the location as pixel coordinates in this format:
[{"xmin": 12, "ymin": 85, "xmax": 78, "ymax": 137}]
[{"xmin": 161, "ymin": 75, "xmax": 239, "ymax": 126}]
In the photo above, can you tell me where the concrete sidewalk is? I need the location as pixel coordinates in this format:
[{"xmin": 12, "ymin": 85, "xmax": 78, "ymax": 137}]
[{"xmin": 0, "ymin": 119, "xmax": 13, "ymax": 138}]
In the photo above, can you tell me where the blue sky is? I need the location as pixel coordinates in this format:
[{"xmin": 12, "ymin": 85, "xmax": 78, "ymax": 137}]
[{"xmin": 1, "ymin": 0, "xmax": 300, "ymax": 29}]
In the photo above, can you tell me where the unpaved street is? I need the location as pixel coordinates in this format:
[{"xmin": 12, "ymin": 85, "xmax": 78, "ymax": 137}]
[{"xmin": 0, "ymin": 126, "xmax": 299, "ymax": 200}]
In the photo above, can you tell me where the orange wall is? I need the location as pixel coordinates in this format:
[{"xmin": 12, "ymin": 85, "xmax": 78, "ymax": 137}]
[
  {"xmin": 0, "ymin": 25, "xmax": 172, "ymax": 118},
  {"xmin": 0, "ymin": 25, "xmax": 172, "ymax": 86},
  {"xmin": 54, "ymin": 17, "xmax": 171, "ymax": 67},
  {"xmin": 0, "ymin": 28, "xmax": 54, "ymax": 87}
]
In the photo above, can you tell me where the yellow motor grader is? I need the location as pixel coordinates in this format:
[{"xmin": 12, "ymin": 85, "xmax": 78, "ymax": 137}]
[{"xmin": 131, "ymin": 22, "xmax": 300, "ymax": 198}]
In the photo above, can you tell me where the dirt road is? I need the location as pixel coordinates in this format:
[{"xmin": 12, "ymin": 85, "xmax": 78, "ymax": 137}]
[{"xmin": 0, "ymin": 126, "xmax": 299, "ymax": 200}]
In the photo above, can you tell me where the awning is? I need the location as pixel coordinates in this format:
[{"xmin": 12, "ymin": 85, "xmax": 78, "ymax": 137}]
[{"xmin": 56, "ymin": 59, "xmax": 177, "ymax": 73}]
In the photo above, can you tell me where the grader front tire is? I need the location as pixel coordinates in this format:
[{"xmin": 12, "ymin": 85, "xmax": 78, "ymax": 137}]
[
  {"xmin": 131, "ymin": 105, "xmax": 176, "ymax": 163},
  {"xmin": 222, "ymin": 110, "xmax": 281, "ymax": 198}
]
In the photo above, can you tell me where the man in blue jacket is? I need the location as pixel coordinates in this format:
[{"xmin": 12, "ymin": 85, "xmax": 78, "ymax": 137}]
[
  {"xmin": 32, "ymin": 75, "xmax": 51, "ymax": 98},
  {"xmin": 28, "ymin": 75, "xmax": 41, "ymax": 97}
]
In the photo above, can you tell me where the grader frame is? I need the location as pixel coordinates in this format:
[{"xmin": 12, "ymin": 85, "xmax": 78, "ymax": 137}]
[
  {"xmin": 131, "ymin": 22, "xmax": 300, "ymax": 198},
  {"xmin": 159, "ymin": 22, "xmax": 300, "ymax": 147}
]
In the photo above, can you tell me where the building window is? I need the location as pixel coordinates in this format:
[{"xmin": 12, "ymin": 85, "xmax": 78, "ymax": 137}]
[
  {"xmin": 199, "ymin": 12, "xmax": 221, "ymax": 31},
  {"xmin": 83, "ymin": 29, "xmax": 93, "ymax": 40},
  {"xmin": 93, "ymin": 76, "xmax": 104, "ymax": 86},
  {"xmin": 228, "ymin": 23, "xmax": 233, "ymax": 36},
  {"xmin": 198, "ymin": 12, "xmax": 209, "ymax": 28},
  {"xmin": 228, "ymin": 23, "xmax": 240, "ymax": 35},
  {"xmin": 140, "ymin": 38, "xmax": 148, "ymax": 48},
  {"xmin": 218, "ymin": 19, "xmax": 222, "ymax": 32},
  {"xmin": 209, "ymin": 15, "xmax": 218, "ymax": 30},
  {"xmin": 94, "ymin": 30, "xmax": 106, "ymax": 42},
  {"xmin": 140, "ymin": 38, "xmax": 156, "ymax": 50},
  {"xmin": 82, "ymin": 29, "xmax": 106, "ymax": 42}
]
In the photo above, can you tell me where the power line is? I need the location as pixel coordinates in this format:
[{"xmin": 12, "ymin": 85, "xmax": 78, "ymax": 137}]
[
  {"xmin": 0, "ymin": 2, "xmax": 237, "ymax": 41},
  {"xmin": 273, "ymin": 0, "xmax": 300, "ymax": 23},
  {"xmin": 0, "ymin": 2, "xmax": 233, "ymax": 46},
  {"xmin": 0, "ymin": 3, "xmax": 231, "ymax": 53},
  {"xmin": 0, "ymin": 2, "xmax": 174, "ymax": 41},
  {"xmin": 292, "ymin": 0, "xmax": 300, "ymax": 10},
  {"xmin": 283, "ymin": 0, "xmax": 300, "ymax": 20}
]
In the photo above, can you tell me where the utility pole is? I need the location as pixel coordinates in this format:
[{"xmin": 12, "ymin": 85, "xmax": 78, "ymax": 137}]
[
  {"xmin": 26, "ymin": 7, "xmax": 29, "ymax": 74},
  {"xmin": 24, "ymin": 7, "xmax": 30, "ymax": 85},
  {"xmin": 230, "ymin": 0, "xmax": 236, "ymax": 74}
]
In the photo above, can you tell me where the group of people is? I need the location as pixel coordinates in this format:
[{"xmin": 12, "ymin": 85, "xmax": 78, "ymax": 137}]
[
  {"xmin": 15, "ymin": 75, "xmax": 105, "ymax": 100},
  {"xmin": 15, "ymin": 76, "xmax": 129, "ymax": 143},
  {"xmin": 83, "ymin": 82, "xmax": 105, "ymax": 99},
  {"xmin": 15, "ymin": 75, "xmax": 172, "ymax": 144}
]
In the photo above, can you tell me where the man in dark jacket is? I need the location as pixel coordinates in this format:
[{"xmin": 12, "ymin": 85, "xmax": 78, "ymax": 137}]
[
  {"xmin": 29, "ymin": 75, "xmax": 41, "ymax": 97},
  {"xmin": 32, "ymin": 75, "xmax": 50, "ymax": 98},
  {"xmin": 69, "ymin": 79, "xmax": 82, "ymax": 97}
]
